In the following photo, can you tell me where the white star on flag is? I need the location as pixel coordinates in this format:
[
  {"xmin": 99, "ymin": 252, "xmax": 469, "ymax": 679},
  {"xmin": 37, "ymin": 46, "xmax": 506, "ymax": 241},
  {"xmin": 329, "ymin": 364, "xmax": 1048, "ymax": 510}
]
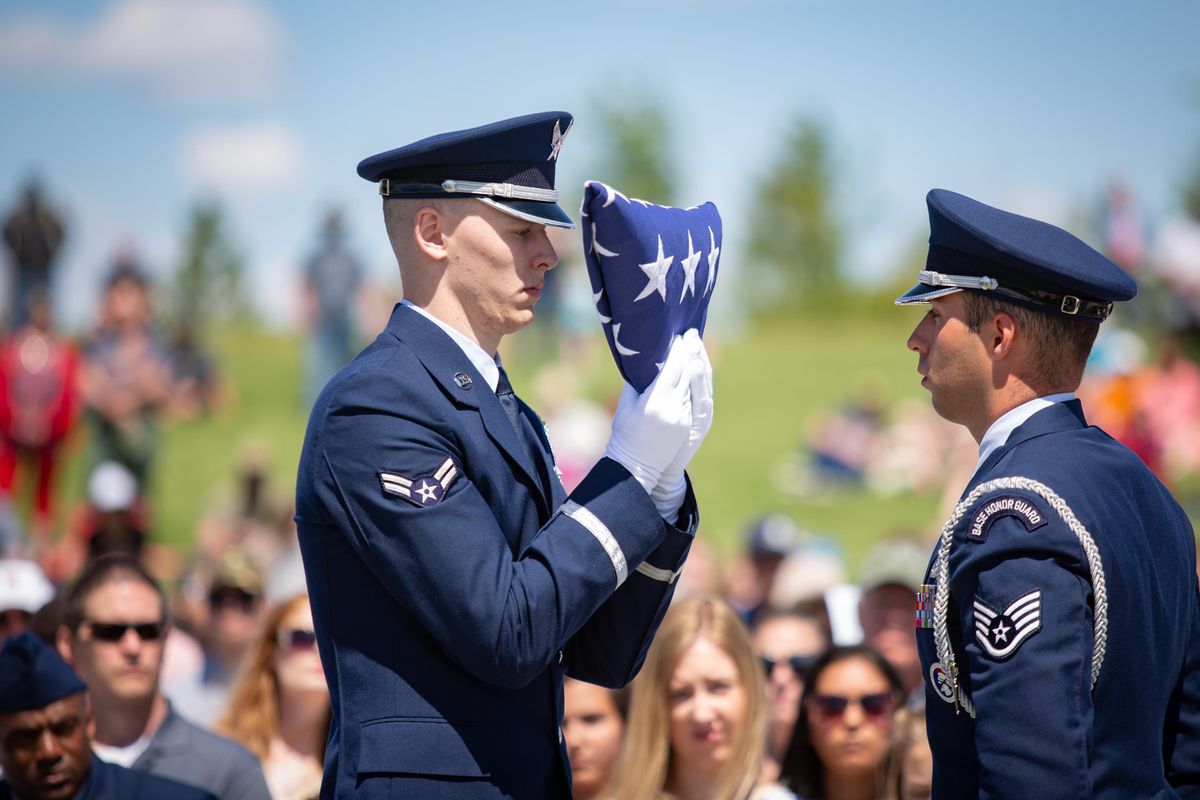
[
  {"xmin": 593, "ymin": 289, "xmax": 611, "ymax": 323},
  {"xmin": 612, "ymin": 323, "xmax": 639, "ymax": 356},
  {"xmin": 634, "ymin": 235, "xmax": 673, "ymax": 302},
  {"xmin": 590, "ymin": 223, "xmax": 618, "ymax": 257},
  {"xmin": 705, "ymin": 226, "xmax": 720, "ymax": 295},
  {"xmin": 679, "ymin": 231, "xmax": 700, "ymax": 302}
]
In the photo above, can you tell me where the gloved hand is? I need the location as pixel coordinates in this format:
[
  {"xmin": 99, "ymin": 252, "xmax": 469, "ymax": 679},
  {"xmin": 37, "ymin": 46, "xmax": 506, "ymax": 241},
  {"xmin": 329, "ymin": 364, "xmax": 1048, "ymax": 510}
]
[
  {"xmin": 604, "ymin": 333, "xmax": 696, "ymax": 502},
  {"xmin": 650, "ymin": 329, "xmax": 714, "ymax": 518}
]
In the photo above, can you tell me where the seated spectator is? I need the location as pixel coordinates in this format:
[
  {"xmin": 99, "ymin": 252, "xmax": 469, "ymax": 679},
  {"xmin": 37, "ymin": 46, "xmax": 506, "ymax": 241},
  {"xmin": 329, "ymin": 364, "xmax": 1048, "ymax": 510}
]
[
  {"xmin": 0, "ymin": 631, "xmax": 216, "ymax": 800},
  {"xmin": 753, "ymin": 608, "xmax": 831, "ymax": 783},
  {"xmin": 166, "ymin": 550, "xmax": 265, "ymax": 727},
  {"xmin": 563, "ymin": 678, "xmax": 627, "ymax": 800},
  {"xmin": 216, "ymin": 594, "xmax": 329, "ymax": 800},
  {"xmin": 780, "ymin": 645, "xmax": 904, "ymax": 800},
  {"xmin": 857, "ymin": 537, "xmax": 928, "ymax": 697},
  {"xmin": 727, "ymin": 514, "xmax": 801, "ymax": 626},
  {"xmin": 611, "ymin": 595, "xmax": 767, "ymax": 800},
  {"xmin": 55, "ymin": 554, "xmax": 271, "ymax": 799},
  {"xmin": 80, "ymin": 257, "xmax": 171, "ymax": 486},
  {"xmin": 0, "ymin": 558, "xmax": 54, "ymax": 641},
  {"xmin": 886, "ymin": 704, "xmax": 931, "ymax": 800}
]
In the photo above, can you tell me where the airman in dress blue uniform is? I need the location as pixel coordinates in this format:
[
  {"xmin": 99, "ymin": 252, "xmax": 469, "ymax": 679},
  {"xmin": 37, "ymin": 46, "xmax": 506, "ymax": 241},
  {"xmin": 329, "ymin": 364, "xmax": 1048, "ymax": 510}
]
[
  {"xmin": 897, "ymin": 189, "xmax": 1200, "ymax": 799},
  {"xmin": 294, "ymin": 112, "xmax": 714, "ymax": 799}
]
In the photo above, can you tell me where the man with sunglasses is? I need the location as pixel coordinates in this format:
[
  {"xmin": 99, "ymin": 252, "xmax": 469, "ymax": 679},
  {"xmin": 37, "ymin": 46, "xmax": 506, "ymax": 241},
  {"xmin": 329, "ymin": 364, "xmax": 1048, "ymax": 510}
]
[
  {"xmin": 897, "ymin": 189, "xmax": 1200, "ymax": 798},
  {"xmin": 55, "ymin": 554, "xmax": 271, "ymax": 800}
]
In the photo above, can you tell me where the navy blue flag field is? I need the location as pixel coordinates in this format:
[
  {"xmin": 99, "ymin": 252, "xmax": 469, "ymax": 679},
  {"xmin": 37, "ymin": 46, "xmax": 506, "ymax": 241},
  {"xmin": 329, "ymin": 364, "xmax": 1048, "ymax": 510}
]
[{"xmin": 580, "ymin": 181, "xmax": 721, "ymax": 392}]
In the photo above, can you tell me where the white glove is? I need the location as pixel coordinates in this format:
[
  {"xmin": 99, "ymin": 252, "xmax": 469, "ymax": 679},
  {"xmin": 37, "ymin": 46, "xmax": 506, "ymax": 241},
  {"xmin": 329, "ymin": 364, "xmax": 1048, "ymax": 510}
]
[
  {"xmin": 649, "ymin": 329, "xmax": 713, "ymax": 518},
  {"xmin": 604, "ymin": 334, "xmax": 696, "ymax": 503}
]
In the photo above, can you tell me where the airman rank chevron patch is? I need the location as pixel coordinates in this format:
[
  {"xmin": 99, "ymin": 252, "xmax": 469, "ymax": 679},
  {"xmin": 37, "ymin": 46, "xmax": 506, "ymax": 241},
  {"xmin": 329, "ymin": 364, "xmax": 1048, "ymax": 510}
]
[
  {"xmin": 973, "ymin": 589, "xmax": 1042, "ymax": 660},
  {"xmin": 378, "ymin": 458, "xmax": 459, "ymax": 508}
]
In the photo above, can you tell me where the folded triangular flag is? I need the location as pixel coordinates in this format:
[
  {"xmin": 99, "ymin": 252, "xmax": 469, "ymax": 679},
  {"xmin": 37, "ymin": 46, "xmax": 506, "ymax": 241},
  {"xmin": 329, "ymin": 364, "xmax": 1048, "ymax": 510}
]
[{"xmin": 581, "ymin": 181, "xmax": 721, "ymax": 392}]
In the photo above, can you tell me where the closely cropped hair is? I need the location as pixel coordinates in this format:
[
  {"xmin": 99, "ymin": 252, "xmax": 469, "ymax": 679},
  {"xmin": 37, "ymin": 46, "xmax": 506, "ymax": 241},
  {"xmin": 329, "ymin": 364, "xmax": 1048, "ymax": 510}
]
[
  {"xmin": 612, "ymin": 595, "xmax": 767, "ymax": 800},
  {"xmin": 780, "ymin": 644, "xmax": 904, "ymax": 800},
  {"xmin": 962, "ymin": 291, "xmax": 1099, "ymax": 391},
  {"xmin": 215, "ymin": 593, "xmax": 330, "ymax": 761},
  {"xmin": 64, "ymin": 553, "xmax": 166, "ymax": 630}
]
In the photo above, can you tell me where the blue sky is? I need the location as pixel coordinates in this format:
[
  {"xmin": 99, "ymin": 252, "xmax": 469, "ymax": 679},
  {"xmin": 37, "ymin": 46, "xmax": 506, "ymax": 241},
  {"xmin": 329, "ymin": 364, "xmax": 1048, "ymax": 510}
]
[{"xmin": 1, "ymin": 0, "xmax": 1198, "ymax": 331}]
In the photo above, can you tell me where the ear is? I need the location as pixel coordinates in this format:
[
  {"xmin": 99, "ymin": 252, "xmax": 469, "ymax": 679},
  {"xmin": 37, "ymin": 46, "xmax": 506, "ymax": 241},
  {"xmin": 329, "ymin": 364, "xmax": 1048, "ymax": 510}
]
[
  {"xmin": 56, "ymin": 625, "xmax": 75, "ymax": 665},
  {"xmin": 987, "ymin": 311, "xmax": 1019, "ymax": 361},
  {"xmin": 412, "ymin": 205, "xmax": 449, "ymax": 262}
]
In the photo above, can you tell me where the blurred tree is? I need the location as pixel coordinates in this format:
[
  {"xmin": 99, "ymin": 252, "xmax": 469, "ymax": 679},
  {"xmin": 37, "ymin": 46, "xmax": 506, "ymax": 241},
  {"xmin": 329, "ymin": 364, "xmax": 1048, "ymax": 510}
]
[
  {"xmin": 588, "ymin": 91, "xmax": 677, "ymax": 205},
  {"xmin": 173, "ymin": 202, "xmax": 249, "ymax": 327},
  {"xmin": 746, "ymin": 116, "xmax": 845, "ymax": 314}
]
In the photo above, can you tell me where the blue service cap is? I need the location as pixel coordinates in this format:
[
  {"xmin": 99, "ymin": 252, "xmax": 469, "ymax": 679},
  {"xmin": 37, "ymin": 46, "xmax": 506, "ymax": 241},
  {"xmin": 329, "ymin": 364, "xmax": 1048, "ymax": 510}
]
[
  {"xmin": 357, "ymin": 111, "xmax": 575, "ymax": 229},
  {"xmin": 895, "ymin": 188, "xmax": 1136, "ymax": 321},
  {"xmin": 0, "ymin": 631, "xmax": 86, "ymax": 714}
]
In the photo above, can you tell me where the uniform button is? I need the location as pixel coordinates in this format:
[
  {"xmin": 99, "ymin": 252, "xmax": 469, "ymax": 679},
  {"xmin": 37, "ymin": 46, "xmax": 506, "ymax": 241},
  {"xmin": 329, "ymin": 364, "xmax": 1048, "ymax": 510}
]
[{"xmin": 557, "ymin": 650, "xmax": 563, "ymax": 664}]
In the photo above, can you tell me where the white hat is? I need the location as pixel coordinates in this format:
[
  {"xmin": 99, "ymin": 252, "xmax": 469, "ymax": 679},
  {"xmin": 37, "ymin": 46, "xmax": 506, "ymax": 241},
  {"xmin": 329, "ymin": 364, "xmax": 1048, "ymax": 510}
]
[
  {"xmin": 0, "ymin": 559, "xmax": 55, "ymax": 614},
  {"xmin": 87, "ymin": 461, "xmax": 139, "ymax": 513}
]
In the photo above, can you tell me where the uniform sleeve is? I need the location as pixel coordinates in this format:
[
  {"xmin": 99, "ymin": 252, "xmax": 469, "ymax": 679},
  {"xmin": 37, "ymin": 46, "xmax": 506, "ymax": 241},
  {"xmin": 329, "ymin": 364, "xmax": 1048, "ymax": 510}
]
[
  {"xmin": 1167, "ymin": 557, "xmax": 1200, "ymax": 797},
  {"xmin": 563, "ymin": 476, "xmax": 697, "ymax": 687},
  {"xmin": 949, "ymin": 512, "xmax": 1095, "ymax": 800},
  {"xmin": 317, "ymin": 386, "xmax": 675, "ymax": 691}
]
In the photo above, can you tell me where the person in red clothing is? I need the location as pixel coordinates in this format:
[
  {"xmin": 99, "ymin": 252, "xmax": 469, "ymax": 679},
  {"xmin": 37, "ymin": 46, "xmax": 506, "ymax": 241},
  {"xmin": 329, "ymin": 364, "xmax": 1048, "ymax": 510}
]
[{"xmin": 0, "ymin": 290, "xmax": 79, "ymax": 550}]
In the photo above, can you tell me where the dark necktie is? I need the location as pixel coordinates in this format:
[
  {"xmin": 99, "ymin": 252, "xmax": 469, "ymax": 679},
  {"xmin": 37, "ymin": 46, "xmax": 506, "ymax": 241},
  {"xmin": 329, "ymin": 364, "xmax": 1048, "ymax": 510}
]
[{"xmin": 496, "ymin": 367, "xmax": 543, "ymax": 471}]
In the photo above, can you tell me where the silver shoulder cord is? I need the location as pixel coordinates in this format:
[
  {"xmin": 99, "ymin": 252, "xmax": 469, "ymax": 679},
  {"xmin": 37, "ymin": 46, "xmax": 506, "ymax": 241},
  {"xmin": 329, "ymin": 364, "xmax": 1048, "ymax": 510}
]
[{"xmin": 933, "ymin": 476, "xmax": 1109, "ymax": 718}]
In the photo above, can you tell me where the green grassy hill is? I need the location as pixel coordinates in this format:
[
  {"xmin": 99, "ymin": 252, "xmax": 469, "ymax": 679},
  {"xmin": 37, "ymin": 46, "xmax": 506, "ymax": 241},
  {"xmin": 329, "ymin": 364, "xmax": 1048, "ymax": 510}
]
[{"xmin": 145, "ymin": 311, "xmax": 941, "ymax": 575}]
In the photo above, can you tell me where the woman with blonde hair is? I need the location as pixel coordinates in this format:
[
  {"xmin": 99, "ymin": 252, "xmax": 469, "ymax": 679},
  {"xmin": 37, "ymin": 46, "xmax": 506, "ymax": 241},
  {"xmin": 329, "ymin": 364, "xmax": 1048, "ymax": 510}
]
[
  {"xmin": 611, "ymin": 595, "xmax": 769, "ymax": 800},
  {"xmin": 216, "ymin": 593, "xmax": 330, "ymax": 800}
]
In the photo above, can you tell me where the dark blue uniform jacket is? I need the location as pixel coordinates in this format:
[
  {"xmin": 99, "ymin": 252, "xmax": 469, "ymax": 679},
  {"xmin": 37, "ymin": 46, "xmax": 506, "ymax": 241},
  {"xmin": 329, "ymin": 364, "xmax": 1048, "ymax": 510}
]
[
  {"xmin": 918, "ymin": 400, "xmax": 1200, "ymax": 799},
  {"xmin": 0, "ymin": 756, "xmax": 217, "ymax": 799},
  {"xmin": 295, "ymin": 304, "xmax": 696, "ymax": 799}
]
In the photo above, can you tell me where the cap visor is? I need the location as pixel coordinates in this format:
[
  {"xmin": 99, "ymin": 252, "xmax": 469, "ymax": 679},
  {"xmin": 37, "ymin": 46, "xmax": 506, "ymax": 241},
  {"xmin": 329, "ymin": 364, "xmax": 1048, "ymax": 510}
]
[
  {"xmin": 477, "ymin": 197, "xmax": 575, "ymax": 229},
  {"xmin": 894, "ymin": 283, "xmax": 962, "ymax": 305}
]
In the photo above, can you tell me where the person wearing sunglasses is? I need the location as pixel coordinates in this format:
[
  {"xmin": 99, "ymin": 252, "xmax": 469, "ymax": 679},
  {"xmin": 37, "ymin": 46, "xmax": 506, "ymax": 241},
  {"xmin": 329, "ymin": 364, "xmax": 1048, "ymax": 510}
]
[
  {"xmin": 752, "ymin": 607, "xmax": 830, "ymax": 784},
  {"xmin": 779, "ymin": 645, "xmax": 904, "ymax": 800},
  {"xmin": 55, "ymin": 553, "xmax": 271, "ymax": 800},
  {"xmin": 217, "ymin": 593, "xmax": 330, "ymax": 800}
]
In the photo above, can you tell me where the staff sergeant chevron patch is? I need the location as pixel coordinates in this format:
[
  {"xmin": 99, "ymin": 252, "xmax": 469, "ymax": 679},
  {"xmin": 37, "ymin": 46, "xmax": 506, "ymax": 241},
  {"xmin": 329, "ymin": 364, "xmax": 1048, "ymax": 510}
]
[
  {"xmin": 973, "ymin": 589, "xmax": 1042, "ymax": 660},
  {"xmin": 378, "ymin": 458, "xmax": 459, "ymax": 508}
]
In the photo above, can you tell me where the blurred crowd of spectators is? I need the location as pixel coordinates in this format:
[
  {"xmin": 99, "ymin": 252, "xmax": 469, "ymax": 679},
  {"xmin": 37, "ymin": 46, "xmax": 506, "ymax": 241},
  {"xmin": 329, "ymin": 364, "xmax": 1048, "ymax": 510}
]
[{"xmin": 2, "ymin": 170, "xmax": 1198, "ymax": 800}]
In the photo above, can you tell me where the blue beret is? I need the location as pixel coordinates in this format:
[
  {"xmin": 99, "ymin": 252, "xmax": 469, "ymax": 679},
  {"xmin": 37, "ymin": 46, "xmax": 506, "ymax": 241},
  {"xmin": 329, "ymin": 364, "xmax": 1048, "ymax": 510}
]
[
  {"xmin": 581, "ymin": 181, "xmax": 721, "ymax": 392},
  {"xmin": 358, "ymin": 111, "xmax": 574, "ymax": 229},
  {"xmin": 0, "ymin": 632, "xmax": 86, "ymax": 714},
  {"xmin": 896, "ymin": 188, "xmax": 1136, "ymax": 321}
]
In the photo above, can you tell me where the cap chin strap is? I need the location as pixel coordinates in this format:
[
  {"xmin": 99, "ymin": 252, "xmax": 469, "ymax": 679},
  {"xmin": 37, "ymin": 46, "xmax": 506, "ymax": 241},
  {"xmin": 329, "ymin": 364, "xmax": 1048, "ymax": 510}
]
[
  {"xmin": 917, "ymin": 270, "xmax": 1113, "ymax": 321},
  {"xmin": 380, "ymin": 178, "xmax": 559, "ymax": 203},
  {"xmin": 932, "ymin": 476, "xmax": 1108, "ymax": 718}
]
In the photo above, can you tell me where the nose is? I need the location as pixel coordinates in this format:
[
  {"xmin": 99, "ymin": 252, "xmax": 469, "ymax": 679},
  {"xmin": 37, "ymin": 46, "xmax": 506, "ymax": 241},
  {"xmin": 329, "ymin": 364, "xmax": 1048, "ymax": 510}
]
[
  {"xmin": 907, "ymin": 312, "xmax": 931, "ymax": 354},
  {"xmin": 842, "ymin": 700, "xmax": 865, "ymax": 730},
  {"xmin": 533, "ymin": 229, "xmax": 558, "ymax": 272},
  {"xmin": 35, "ymin": 729, "xmax": 63, "ymax": 762},
  {"xmin": 119, "ymin": 627, "xmax": 142, "ymax": 658},
  {"xmin": 690, "ymin": 690, "xmax": 717, "ymax": 723}
]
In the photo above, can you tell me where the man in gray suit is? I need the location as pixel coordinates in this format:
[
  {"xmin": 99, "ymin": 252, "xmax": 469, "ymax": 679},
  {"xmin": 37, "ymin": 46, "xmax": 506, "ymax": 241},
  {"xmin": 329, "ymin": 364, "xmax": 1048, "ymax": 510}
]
[{"xmin": 56, "ymin": 554, "xmax": 271, "ymax": 800}]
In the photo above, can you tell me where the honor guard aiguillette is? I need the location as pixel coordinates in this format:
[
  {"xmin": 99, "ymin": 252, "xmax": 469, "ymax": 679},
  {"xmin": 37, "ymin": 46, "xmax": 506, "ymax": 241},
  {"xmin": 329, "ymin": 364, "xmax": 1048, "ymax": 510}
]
[{"xmin": 898, "ymin": 189, "xmax": 1200, "ymax": 799}]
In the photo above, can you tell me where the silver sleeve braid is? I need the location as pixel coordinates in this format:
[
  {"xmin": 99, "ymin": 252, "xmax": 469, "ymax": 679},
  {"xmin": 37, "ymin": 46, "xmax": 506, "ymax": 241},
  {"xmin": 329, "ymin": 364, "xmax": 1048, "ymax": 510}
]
[{"xmin": 932, "ymin": 476, "xmax": 1108, "ymax": 718}]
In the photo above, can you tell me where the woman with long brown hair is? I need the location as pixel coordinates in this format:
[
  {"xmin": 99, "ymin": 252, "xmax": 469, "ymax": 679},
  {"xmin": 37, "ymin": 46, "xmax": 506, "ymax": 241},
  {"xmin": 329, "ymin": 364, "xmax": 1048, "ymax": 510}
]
[
  {"xmin": 216, "ymin": 593, "xmax": 330, "ymax": 800},
  {"xmin": 611, "ymin": 595, "xmax": 769, "ymax": 800}
]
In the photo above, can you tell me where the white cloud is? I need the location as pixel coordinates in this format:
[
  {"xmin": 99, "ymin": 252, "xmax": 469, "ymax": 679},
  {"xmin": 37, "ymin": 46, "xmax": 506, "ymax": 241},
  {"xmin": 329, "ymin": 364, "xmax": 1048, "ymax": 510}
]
[
  {"xmin": 180, "ymin": 123, "xmax": 304, "ymax": 192},
  {"xmin": 0, "ymin": 0, "xmax": 282, "ymax": 103}
]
